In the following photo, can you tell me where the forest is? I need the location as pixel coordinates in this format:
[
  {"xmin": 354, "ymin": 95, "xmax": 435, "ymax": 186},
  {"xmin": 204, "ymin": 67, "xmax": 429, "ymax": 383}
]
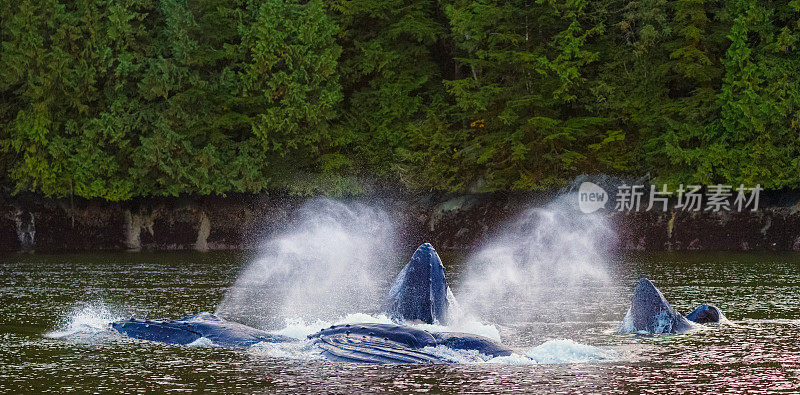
[{"xmin": 2, "ymin": 0, "xmax": 800, "ymax": 200}]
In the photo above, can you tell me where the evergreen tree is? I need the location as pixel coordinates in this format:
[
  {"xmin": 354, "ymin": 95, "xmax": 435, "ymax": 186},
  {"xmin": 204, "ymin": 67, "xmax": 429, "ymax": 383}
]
[
  {"xmin": 330, "ymin": 0, "xmax": 449, "ymax": 185},
  {"xmin": 443, "ymin": 0, "xmax": 618, "ymax": 190},
  {"xmin": 2, "ymin": 0, "xmax": 800, "ymax": 198},
  {"xmin": 241, "ymin": 0, "xmax": 343, "ymax": 193}
]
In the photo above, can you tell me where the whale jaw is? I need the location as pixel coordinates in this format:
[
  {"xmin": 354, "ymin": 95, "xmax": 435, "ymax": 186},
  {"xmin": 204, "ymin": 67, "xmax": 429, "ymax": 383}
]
[
  {"xmin": 622, "ymin": 278, "xmax": 695, "ymax": 334},
  {"xmin": 686, "ymin": 304, "xmax": 725, "ymax": 324},
  {"xmin": 384, "ymin": 243, "xmax": 450, "ymax": 325}
]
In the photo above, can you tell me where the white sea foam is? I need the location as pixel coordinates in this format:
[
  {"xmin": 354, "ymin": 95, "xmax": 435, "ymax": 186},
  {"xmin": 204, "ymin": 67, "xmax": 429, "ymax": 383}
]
[
  {"xmin": 406, "ymin": 319, "xmax": 502, "ymax": 342},
  {"xmin": 420, "ymin": 339, "xmax": 618, "ymax": 365},
  {"xmin": 249, "ymin": 340, "xmax": 325, "ymax": 360},
  {"xmin": 620, "ymin": 307, "xmax": 635, "ymax": 333},
  {"xmin": 187, "ymin": 337, "xmax": 217, "ymax": 347},
  {"xmin": 522, "ymin": 339, "xmax": 618, "ymax": 364}
]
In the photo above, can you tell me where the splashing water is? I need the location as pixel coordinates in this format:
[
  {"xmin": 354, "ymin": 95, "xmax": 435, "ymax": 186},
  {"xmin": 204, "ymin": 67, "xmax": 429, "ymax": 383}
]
[
  {"xmin": 46, "ymin": 302, "xmax": 120, "ymax": 339},
  {"xmin": 488, "ymin": 339, "xmax": 618, "ymax": 365},
  {"xmin": 420, "ymin": 339, "xmax": 618, "ymax": 365},
  {"xmin": 248, "ymin": 313, "xmax": 616, "ymax": 365},
  {"xmin": 455, "ymin": 193, "xmax": 616, "ymax": 324},
  {"xmin": 216, "ymin": 198, "xmax": 397, "ymax": 329}
]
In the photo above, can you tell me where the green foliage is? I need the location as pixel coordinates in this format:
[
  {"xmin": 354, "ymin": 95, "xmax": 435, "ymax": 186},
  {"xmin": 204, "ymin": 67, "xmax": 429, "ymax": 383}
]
[
  {"xmin": 244, "ymin": 0, "xmax": 341, "ymax": 153},
  {"xmin": 2, "ymin": 0, "xmax": 800, "ymax": 199},
  {"xmin": 440, "ymin": 0, "xmax": 618, "ymax": 191},
  {"xmin": 713, "ymin": 0, "xmax": 800, "ymax": 188}
]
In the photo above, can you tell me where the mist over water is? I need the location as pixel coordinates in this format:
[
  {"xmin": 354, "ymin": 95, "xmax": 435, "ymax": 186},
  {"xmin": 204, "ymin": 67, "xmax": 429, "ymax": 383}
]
[
  {"xmin": 216, "ymin": 187, "xmax": 618, "ymax": 332},
  {"xmin": 455, "ymin": 193, "xmax": 616, "ymax": 324},
  {"xmin": 216, "ymin": 198, "xmax": 396, "ymax": 328}
]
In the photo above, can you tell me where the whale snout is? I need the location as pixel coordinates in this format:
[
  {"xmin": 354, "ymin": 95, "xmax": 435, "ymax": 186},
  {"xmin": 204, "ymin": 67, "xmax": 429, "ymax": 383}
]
[
  {"xmin": 384, "ymin": 243, "xmax": 451, "ymax": 325},
  {"xmin": 633, "ymin": 278, "xmax": 657, "ymax": 295},
  {"xmin": 410, "ymin": 243, "xmax": 436, "ymax": 260}
]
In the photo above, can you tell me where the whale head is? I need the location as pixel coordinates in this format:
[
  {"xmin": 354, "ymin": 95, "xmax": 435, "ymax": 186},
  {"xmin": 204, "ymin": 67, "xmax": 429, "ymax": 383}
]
[
  {"xmin": 384, "ymin": 243, "xmax": 450, "ymax": 325},
  {"xmin": 623, "ymin": 278, "xmax": 694, "ymax": 334}
]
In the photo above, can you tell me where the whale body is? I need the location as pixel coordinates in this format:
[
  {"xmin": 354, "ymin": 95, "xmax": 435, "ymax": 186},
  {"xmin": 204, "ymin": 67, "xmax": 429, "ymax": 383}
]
[
  {"xmin": 621, "ymin": 278, "xmax": 726, "ymax": 334},
  {"xmin": 384, "ymin": 243, "xmax": 450, "ymax": 324},
  {"xmin": 110, "ymin": 312, "xmax": 293, "ymax": 347},
  {"xmin": 308, "ymin": 323, "xmax": 512, "ymax": 363}
]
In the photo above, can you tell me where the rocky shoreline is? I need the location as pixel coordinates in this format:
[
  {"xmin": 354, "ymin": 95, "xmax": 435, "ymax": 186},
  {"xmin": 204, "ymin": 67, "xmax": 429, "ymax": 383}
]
[{"xmin": 2, "ymin": 191, "xmax": 800, "ymax": 252}]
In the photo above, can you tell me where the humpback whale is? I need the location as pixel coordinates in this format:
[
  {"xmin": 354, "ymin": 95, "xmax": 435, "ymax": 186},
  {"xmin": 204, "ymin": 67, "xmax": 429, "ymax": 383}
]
[
  {"xmin": 110, "ymin": 246, "xmax": 728, "ymax": 360},
  {"xmin": 621, "ymin": 278, "xmax": 725, "ymax": 334},
  {"xmin": 110, "ymin": 243, "xmax": 510, "ymax": 363},
  {"xmin": 308, "ymin": 323, "xmax": 512, "ymax": 363},
  {"xmin": 110, "ymin": 312, "xmax": 293, "ymax": 347},
  {"xmin": 384, "ymin": 243, "xmax": 450, "ymax": 324}
]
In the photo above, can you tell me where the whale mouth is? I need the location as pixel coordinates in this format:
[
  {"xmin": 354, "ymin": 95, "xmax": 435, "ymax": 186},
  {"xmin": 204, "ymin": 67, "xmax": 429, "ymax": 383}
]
[
  {"xmin": 384, "ymin": 243, "xmax": 451, "ymax": 325},
  {"xmin": 621, "ymin": 278, "xmax": 722, "ymax": 334}
]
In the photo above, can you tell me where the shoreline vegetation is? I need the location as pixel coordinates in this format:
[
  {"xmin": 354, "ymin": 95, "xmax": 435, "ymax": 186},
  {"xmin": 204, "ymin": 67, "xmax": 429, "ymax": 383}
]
[{"xmin": 3, "ymin": 1, "xmax": 800, "ymax": 201}]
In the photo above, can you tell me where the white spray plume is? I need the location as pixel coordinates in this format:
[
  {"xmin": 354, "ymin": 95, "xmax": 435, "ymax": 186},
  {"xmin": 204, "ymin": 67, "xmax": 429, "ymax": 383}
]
[
  {"xmin": 455, "ymin": 194, "xmax": 615, "ymax": 324},
  {"xmin": 46, "ymin": 302, "xmax": 120, "ymax": 339},
  {"xmin": 216, "ymin": 198, "xmax": 396, "ymax": 329}
]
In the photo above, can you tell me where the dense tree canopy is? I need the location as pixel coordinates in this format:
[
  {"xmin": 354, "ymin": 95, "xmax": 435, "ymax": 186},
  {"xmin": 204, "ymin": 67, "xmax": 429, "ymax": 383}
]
[{"xmin": 1, "ymin": 0, "xmax": 799, "ymax": 199}]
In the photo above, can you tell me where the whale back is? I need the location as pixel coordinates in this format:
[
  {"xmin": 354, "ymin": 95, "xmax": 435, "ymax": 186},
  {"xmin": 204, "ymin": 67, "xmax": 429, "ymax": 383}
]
[
  {"xmin": 384, "ymin": 243, "xmax": 450, "ymax": 324},
  {"xmin": 623, "ymin": 278, "xmax": 695, "ymax": 334},
  {"xmin": 111, "ymin": 312, "xmax": 293, "ymax": 347}
]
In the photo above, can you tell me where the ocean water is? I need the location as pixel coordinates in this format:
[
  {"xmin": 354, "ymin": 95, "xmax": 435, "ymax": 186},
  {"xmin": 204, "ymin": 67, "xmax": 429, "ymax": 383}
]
[{"xmin": 2, "ymin": 251, "xmax": 800, "ymax": 393}]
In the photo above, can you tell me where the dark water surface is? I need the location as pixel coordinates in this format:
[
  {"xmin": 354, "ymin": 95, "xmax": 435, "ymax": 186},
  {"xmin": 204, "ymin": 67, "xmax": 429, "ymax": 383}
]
[{"xmin": 2, "ymin": 251, "xmax": 800, "ymax": 393}]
